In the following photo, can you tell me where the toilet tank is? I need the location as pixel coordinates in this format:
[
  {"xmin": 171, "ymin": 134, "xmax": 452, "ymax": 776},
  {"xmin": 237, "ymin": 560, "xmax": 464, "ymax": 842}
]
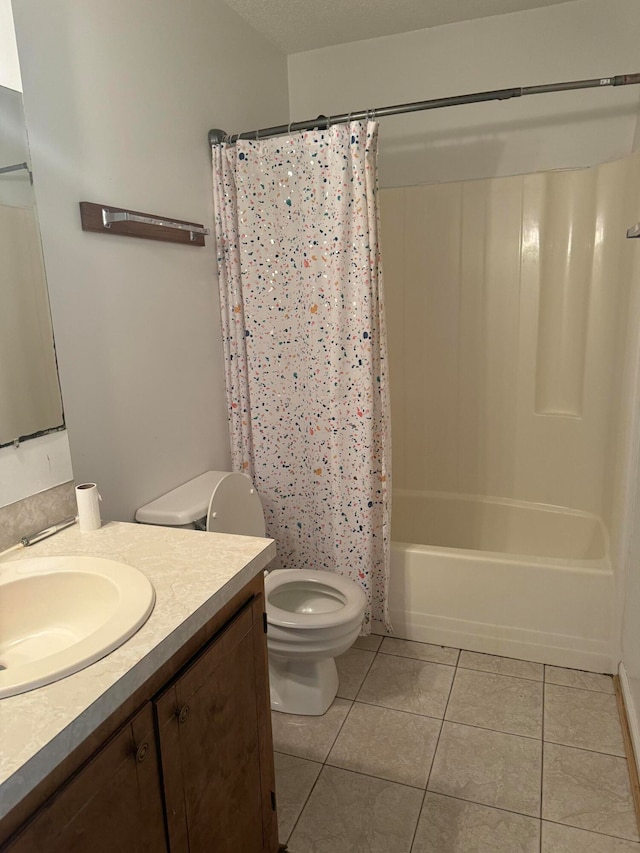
[
  {"xmin": 135, "ymin": 471, "xmax": 223, "ymax": 528},
  {"xmin": 135, "ymin": 471, "xmax": 266, "ymax": 538}
]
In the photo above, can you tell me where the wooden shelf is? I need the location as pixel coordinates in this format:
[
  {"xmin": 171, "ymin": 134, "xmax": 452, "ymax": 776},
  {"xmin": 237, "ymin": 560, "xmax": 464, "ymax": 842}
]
[{"xmin": 79, "ymin": 201, "xmax": 208, "ymax": 247}]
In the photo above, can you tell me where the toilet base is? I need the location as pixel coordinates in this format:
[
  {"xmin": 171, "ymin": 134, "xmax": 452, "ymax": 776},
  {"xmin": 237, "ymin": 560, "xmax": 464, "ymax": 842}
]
[{"xmin": 268, "ymin": 655, "xmax": 339, "ymax": 716}]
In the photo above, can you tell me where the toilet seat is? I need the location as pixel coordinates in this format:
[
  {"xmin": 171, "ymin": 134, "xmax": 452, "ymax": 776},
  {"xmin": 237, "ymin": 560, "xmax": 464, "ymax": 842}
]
[{"xmin": 265, "ymin": 569, "xmax": 366, "ymax": 630}]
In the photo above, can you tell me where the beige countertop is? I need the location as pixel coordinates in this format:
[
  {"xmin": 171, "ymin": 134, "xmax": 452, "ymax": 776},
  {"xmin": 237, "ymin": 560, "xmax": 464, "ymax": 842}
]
[{"xmin": 0, "ymin": 521, "xmax": 276, "ymax": 821}]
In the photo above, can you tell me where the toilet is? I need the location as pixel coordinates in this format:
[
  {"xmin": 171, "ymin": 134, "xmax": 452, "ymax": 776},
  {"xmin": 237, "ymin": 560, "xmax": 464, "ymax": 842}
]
[{"xmin": 135, "ymin": 471, "xmax": 367, "ymax": 716}]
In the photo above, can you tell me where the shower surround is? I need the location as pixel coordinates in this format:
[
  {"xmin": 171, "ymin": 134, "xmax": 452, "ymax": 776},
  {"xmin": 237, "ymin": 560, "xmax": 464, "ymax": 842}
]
[{"xmin": 380, "ymin": 149, "xmax": 640, "ymax": 670}]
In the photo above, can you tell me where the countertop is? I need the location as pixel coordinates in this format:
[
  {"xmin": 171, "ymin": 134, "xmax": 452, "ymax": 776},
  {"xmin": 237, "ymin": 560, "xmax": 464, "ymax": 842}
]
[{"xmin": 0, "ymin": 521, "xmax": 276, "ymax": 821}]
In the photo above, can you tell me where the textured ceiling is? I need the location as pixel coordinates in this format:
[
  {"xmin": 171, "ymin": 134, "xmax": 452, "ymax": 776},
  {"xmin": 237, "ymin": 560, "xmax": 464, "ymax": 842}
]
[{"xmin": 223, "ymin": 0, "xmax": 573, "ymax": 53}]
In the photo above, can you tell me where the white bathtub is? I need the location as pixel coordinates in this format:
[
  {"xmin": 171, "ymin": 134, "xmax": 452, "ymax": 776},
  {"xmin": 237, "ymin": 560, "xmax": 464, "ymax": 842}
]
[{"xmin": 375, "ymin": 490, "xmax": 614, "ymax": 672}]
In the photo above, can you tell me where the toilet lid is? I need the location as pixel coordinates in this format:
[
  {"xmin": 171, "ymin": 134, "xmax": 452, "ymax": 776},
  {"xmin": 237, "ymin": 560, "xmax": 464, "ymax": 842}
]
[{"xmin": 206, "ymin": 472, "xmax": 267, "ymax": 538}]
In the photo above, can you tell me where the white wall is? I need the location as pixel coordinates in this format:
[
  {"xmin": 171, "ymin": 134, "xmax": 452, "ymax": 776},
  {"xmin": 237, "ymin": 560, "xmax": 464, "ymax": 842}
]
[
  {"xmin": 12, "ymin": 0, "xmax": 289, "ymax": 521},
  {"xmin": 0, "ymin": 0, "xmax": 21, "ymax": 92},
  {"xmin": 0, "ymin": 431, "xmax": 72, "ymax": 507},
  {"xmin": 288, "ymin": 0, "xmax": 640, "ymax": 188}
]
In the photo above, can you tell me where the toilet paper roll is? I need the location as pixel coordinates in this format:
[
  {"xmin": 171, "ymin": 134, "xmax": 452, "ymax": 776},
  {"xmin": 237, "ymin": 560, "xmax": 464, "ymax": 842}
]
[{"xmin": 76, "ymin": 483, "xmax": 102, "ymax": 531}]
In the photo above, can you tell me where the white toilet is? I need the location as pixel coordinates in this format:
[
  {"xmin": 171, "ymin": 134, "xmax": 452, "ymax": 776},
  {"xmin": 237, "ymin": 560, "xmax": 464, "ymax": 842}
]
[{"xmin": 136, "ymin": 471, "xmax": 367, "ymax": 716}]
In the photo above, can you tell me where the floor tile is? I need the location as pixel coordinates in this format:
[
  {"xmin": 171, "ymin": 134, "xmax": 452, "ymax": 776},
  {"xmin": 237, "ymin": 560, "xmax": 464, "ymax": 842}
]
[
  {"xmin": 357, "ymin": 652, "xmax": 455, "ymax": 717},
  {"xmin": 542, "ymin": 821, "xmax": 640, "ymax": 851},
  {"xmin": 412, "ymin": 792, "xmax": 540, "ymax": 852},
  {"xmin": 544, "ymin": 683, "xmax": 625, "ymax": 755},
  {"xmin": 445, "ymin": 668, "xmax": 542, "ymax": 738},
  {"xmin": 545, "ymin": 665, "xmax": 616, "ymax": 694},
  {"xmin": 274, "ymin": 752, "xmax": 322, "ymax": 843},
  {"xmin": 327, "ymin": 701, "xmax": 441, "ymax": 788},
  {"xmin": 380, "ymin": 636, "xmax": 459, "ymax": 665},
  {"xmin": 288, "ymin": 765, "xmax": 423, "ymax": 852},
  {"xmin": 542, "ymin": 742, "xmax": 639, "ymax": 842},
  {"xmin": 428, "ymin": 722, "xmax": 542, "ymax": 817},
  {"xmin": 458, "ymin": 650, "xmax": 543, "ymax": 681},
  {"xmin": 353, "ymin": 633, "xmax": 383, "ymax": 652},
  {"xmin": 335, "ymin": 648, "xmax": 375, "ymax": 700},
  {"xmin": 271, "ymin": 698, "xmax": 351, "ymax": 762}
]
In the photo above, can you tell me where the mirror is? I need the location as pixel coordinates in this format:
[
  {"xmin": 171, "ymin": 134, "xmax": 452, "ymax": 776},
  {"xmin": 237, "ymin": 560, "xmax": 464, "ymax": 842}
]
[
  {"xmin": 0, "ymin": 83, "xmax": 64, "ymax": 448},
  {"xmin": 0, "ymin": 1, "xmax": 71, "ymax": 508}
]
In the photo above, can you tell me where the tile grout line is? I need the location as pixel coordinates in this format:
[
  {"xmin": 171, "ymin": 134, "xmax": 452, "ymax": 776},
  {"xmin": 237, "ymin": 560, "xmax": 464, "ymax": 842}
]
[
  {"xmin": 289, "ymin": 760, "xmax": 640, "ymax": 846},
  {"xmin": 408, "ymin": 789, "xmax": 428, "ymax": 852},
  {"xmin": 284, "ymin": 757, "xmax": 324, "ymax": 846},
  {"xmin": 346, "ymin": 647, "xmax": 378, "ymax": 703},
  {"xmin": 379, "ymin": 644, "xmax": 615, "ymax": 694},
  {"xmin": 354, "ymin": 696, "xmax": 545, "ymax": 741},
  {"xmin": 423, "ymin": 650, "xmax": 460, "ymax": 792},
  {"xmin": 542, "ymin": 816, "xmax": 640, "ymax": 845},
  {"xmin": 280, "ymin": 689, "xmax": 357, "ymax": 847},
  {"xmin": 408, "ymin": 653, "xmax": 461, "ymax": 851},
  {"xmin": 279, "ymin": 645, "xmax": 621, "ymax": 850}
]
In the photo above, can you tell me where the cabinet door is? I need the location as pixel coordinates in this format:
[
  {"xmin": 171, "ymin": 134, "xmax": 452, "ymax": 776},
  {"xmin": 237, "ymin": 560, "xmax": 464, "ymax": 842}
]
[
  {"xmin": 4, "ymin": 702, "xmax": 167, "ymax": 853},
  {"xmin": 156, "ymin": 597, "xmax": 277, "ymax": 853}
]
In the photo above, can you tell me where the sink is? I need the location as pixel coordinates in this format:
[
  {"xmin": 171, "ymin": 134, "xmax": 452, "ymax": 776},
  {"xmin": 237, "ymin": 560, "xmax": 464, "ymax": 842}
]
[{"xmin": 0, "ymin": 555, "xmax": 155, "ymax": 699}]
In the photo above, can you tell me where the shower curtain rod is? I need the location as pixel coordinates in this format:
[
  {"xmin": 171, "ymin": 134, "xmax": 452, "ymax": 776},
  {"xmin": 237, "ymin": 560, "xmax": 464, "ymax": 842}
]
[{"xmin": 209, "ymin": 72, "xmax": 640, "ymax": 145}]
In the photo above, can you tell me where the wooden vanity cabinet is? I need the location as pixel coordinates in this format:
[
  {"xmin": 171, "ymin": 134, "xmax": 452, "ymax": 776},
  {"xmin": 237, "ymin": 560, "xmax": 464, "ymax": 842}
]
[
  {"xmin": 156, "ymin": 596, "xmax": 277, "ymax": 853},
  {"xmin": 3, "ymin": 702, "xmax": 167, "ymax": 853},
  {"xmin": 1, "ymin": 575, "xmax": 279, "ymax": 853}
]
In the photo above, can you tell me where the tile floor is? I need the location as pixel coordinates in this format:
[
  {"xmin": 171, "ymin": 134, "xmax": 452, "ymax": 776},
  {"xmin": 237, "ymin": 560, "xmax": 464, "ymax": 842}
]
[{"xmin": 271, "ymin": 636, "xmax": 640, "ymax": 852}]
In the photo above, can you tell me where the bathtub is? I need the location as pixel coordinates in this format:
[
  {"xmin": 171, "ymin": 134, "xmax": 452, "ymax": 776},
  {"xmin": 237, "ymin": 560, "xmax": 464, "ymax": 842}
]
[{"xmin": 374, "ymin": 490, "xmax": 614, "ymax": 672}]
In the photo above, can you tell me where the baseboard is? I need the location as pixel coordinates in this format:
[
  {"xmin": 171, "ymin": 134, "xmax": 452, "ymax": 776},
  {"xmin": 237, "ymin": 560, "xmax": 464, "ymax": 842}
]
[
  {"xmin": 615, "ymin": 666, "xmax": 640, "ymax": 837},
  {"xmin": 372, "ymin": 608, "xmax": 613, "ymax": 672}
]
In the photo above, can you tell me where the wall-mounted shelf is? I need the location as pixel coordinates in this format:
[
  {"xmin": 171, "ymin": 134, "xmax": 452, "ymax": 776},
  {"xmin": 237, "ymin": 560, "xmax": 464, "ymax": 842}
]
[{"xmin": 79, "ymin": 201, "xmax": 210, "ymax": 246}]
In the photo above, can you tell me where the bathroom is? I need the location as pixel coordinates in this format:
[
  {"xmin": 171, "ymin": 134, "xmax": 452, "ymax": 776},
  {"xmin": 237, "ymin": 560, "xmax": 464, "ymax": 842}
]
[{"xmin": 2, "ymin": 0, "xmax": 640, "ymax": 850}]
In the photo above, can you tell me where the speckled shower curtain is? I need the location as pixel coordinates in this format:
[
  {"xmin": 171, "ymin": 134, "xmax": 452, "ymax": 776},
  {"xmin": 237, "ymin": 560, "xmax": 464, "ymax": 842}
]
[{"xmin": 212, "ymin": 121, "xmax": 390, "ymax": 629}]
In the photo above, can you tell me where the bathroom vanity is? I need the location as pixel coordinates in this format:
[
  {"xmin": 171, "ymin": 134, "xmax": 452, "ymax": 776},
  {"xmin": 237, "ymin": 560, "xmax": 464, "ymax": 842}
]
[{"xmin": 0, "ymin": 522, "xmax": 278, "ymax": 852}]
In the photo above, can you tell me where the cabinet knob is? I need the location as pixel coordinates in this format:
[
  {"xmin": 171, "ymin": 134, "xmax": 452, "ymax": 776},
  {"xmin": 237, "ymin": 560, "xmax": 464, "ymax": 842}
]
[
  {"xmin": 177, "ymin": 704, "xmax": 190, "ymax": 724},
  {"xmin": 135, "ymin": 742, "xmax": 149, "ymax": 763}
]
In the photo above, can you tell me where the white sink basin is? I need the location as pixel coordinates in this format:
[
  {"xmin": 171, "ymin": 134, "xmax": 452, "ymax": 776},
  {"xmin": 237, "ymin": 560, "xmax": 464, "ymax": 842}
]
[{"xmin": 0, "ymin": 555, "xmax": 155, "ymax": 699}]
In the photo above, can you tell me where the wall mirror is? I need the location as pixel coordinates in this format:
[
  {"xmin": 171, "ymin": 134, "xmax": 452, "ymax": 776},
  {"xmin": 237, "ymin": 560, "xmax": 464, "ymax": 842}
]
[
  {"xmin": 0, "ymin": 83, "xmax": 64, "ymax": 449},
  {"xmin": 0, "ymin": 1, "xmax": 71, "ymax": 509}
]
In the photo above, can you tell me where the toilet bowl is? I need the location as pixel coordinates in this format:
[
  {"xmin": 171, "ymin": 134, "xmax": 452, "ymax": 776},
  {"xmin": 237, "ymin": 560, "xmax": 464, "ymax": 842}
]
[
  {"xmin": 266, "ymin": 569, "xmax": 367, "ymax": 715},
  {"xmin": 135, "ymin": 471, "xmax": 367, "ymax": 716}
]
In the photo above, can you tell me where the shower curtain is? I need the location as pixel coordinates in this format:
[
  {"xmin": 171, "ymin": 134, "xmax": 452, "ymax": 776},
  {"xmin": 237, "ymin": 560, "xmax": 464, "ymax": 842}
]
[{"xmin": 212, "ymin": 121, "xmax": 390, "ymax": 629}]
